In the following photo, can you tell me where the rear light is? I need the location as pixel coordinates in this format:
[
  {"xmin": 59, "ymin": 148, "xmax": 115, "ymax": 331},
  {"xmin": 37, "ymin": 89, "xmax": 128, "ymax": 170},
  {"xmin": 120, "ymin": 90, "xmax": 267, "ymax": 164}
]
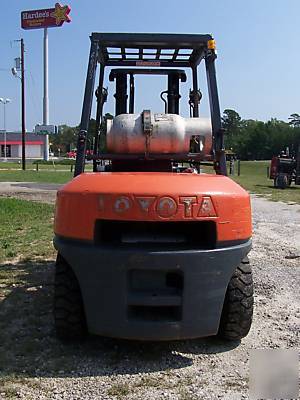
[{"xmin": 207, "ymin": 39, "xmax": 216, "ymax": 50}]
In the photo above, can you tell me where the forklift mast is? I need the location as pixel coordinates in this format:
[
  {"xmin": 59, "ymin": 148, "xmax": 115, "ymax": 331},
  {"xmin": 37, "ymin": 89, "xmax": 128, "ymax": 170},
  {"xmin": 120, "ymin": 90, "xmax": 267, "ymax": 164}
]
[
  {"xmin": 74, "ymin": 33, "xmax": 226, "ymax": 176},
  {"xmin": 109, "ymin": 68, "xmax": 187, "ymax": 116}
]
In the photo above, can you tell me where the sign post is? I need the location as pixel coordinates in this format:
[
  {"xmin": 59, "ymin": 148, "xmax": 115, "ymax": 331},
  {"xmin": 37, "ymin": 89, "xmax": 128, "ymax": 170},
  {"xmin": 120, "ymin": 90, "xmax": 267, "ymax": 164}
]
[
  {"xmin": 21, "ymin": 3, "xmax": 71, "ymax": 160},
  {"xmin": 44, "ymin": 27, "xmax": 49, "ymax": 160},
  {"xmin": 21, "ymin": 39, "xmax": 26, "ymax": 170}
]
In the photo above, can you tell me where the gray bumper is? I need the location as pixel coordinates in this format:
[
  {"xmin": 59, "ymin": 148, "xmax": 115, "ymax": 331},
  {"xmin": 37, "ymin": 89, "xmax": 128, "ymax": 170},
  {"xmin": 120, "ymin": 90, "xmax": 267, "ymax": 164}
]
[{"xmin": 54, "ymin": 236, "xmax": 251, "ymax": 340}]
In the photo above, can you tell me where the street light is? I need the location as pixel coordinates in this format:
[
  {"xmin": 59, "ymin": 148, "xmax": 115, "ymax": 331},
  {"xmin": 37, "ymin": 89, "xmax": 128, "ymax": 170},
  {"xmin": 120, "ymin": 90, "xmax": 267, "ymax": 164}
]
[{"xmin": 0, "ymin": 98, "xmax": 11, "ymax": 162}]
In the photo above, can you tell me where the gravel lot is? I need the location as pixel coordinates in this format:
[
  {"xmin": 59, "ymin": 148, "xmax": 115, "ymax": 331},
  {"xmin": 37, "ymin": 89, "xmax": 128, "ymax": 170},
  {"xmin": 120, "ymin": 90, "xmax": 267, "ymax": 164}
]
[{"xmin": 0, "ymin": 188, "xmax": 299, "ymax": 400}]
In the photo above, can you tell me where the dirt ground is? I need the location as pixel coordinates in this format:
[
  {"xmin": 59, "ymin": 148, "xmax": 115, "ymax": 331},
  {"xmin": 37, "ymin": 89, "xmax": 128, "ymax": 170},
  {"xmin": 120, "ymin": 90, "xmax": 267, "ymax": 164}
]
[{"xmin": 0, "ymin": 183, "xmax": 299, "ymax": 399}]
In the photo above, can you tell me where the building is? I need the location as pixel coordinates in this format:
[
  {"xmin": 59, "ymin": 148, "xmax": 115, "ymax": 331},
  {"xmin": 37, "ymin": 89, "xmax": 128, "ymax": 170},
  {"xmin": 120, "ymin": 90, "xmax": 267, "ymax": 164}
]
[{"xmin": 0, "ymin": 132, "xmax": 46, "ymax": 159}]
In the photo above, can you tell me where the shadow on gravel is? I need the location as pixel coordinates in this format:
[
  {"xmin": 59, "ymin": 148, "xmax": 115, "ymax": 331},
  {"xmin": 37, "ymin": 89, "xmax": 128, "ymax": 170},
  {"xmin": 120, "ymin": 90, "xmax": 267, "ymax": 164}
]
[{"xmin": 0, "ymin": 260, "xmax": 239, "ymax": 379}]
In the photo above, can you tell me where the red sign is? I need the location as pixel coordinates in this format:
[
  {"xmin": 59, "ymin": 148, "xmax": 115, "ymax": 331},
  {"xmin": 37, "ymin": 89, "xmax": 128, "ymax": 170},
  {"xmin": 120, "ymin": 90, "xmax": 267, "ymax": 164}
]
[{"xmin": 21, "ymin": 3, "xmax": 71, "ymax": 30}]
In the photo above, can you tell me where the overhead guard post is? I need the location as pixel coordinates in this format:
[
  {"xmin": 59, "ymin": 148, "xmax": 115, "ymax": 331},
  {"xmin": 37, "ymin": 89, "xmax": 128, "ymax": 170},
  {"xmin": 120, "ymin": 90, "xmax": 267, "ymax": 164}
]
[
  {"xmin": 205, "ymin": 51, "xmax": 227, "ymax": 175},
  {"xmin": 93, "ymin": 63, "xmax": 105, "ymax": 172},
  {"xmin": 75, "ymin": 38, "xmax": 98, "ymax": 177}
]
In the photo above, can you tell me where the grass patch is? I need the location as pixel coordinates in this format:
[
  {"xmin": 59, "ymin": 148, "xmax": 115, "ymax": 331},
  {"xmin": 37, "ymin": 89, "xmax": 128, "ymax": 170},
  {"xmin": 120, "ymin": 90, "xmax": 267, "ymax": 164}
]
[
  {"xmin": 106, "ymin": 373, "xmax": 194, "ymax": 399},
  {"xmin": 0, "ymin": 160, "xmax": 75, "ymax": 168},
  {"xmin": 0, "ymin": 162, "xmax": 22, "ymax": 169},
  {"xmin": 0, "ymin": 161, "xmax": 94, "ymax": 182},
  {"xmin": 0, "ymin": 159, "xmax": 93, "ymax": 173},
  {"xmin": 0, "ymin": 374, "xmax": 48, "ymax": 399},
  {"xmin": 33, "ymin": 159, "xmax": 75, "ymax": 165},
  {"xmin": 107, "ymin": 382, "xmax": 131, "ymax": 398},
  {"xmin": 0, "ymin": 198, "xmax": 55, "ymax": 263},
  {"xmin": 0, "ymin": 169, "xmax": 73, "ymax": 184}
]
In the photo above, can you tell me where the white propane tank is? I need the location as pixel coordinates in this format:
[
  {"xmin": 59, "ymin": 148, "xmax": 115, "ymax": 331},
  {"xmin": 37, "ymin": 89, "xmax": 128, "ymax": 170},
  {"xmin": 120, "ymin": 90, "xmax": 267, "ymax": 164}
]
[{"xmin": 106, "ymin": 113, "xmax": 212, "ymax": 155}]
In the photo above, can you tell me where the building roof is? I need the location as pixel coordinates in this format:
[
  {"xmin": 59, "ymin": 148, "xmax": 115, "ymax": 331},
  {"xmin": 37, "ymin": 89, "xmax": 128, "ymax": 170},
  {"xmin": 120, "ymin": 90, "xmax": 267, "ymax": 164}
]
[
  {"xmin": 0, "ymin": 141, "xmax": 44, "ymax": 145},
  {"xmin": 0, "ymin": 132, "xmax": 46, "ymax": 145}
]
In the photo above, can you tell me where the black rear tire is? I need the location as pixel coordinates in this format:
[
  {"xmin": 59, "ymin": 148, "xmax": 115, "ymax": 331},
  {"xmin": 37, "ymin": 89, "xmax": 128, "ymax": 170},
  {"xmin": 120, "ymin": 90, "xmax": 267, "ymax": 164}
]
[
  {"xmin": 54, "ymin": 254, "xmax": 87, "ymax": 341},
  {"xmin": 218, "ymin": 257, "xmax": 253, "ymax": 341},
  {"xmin": 275, "ymin": 174, "xmax": 288, "ymax": 189}
]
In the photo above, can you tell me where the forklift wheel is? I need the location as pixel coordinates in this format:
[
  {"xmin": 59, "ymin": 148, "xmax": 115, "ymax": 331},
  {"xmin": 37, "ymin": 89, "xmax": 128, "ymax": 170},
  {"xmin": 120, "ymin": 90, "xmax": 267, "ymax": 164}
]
[
  {"xmin": 54, "ymin": 254, "xmax": 87, "ymax": 341},
  {"xmin": 218, "ymin": 257, "xmax": 253, "ymax": 341}
]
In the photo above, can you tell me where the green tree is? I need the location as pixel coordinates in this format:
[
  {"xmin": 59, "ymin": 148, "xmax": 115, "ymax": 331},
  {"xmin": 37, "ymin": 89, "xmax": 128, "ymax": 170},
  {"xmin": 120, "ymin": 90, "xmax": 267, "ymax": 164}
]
[
  {"xmin": 222, "ymin": 109, "xmax": 242, "ymax": 135},
  {"xmin": 288, "ymin": 113, "xmax": 300, "ymax": 127},
  {"xmin": 222, "ymin": 109, "xmax": 243, "ymax": 151},
  {"xmin": 50, "ymin": 125, "xmax": 79, "ymax": 154},
  {"xmin": 220, "ymin": 106, "xmax": 300, "ymax": 159},
  {"xmin": 49, "ymin": 118, "xmax": 101, "ymax": 155}
]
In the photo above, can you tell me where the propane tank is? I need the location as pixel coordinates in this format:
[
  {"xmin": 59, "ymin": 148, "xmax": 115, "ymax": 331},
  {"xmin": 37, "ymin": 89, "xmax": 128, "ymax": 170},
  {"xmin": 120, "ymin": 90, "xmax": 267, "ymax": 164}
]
[{"xmin": 106, "ymin": 112, "xmax": 212, "ymax": 155}]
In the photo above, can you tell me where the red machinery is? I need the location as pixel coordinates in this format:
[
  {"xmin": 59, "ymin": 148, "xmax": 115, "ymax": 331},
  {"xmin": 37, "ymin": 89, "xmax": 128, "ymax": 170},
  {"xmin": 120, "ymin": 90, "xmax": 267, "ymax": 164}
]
[{"xmin": 270, "ymin": 149, "xmax": 300, "ymax": 189}]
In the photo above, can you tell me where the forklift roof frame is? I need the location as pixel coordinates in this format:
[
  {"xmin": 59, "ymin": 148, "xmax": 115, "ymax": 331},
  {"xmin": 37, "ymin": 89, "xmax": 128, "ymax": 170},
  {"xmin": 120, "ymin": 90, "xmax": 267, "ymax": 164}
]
[{"xmin": 74, "ymin": 33, "xmax": 226, "ymax": 177}]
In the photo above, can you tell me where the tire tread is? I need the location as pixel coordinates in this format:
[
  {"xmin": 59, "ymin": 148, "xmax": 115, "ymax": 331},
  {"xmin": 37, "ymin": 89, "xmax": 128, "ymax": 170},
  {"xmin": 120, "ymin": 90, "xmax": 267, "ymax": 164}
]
[
  {"xmin": 218, "ymin": 257, "xmax": 253, "ymax": 341},
  {"xmin": 54, "ymin": 254, "xmax": 87, "ymax": 341}
]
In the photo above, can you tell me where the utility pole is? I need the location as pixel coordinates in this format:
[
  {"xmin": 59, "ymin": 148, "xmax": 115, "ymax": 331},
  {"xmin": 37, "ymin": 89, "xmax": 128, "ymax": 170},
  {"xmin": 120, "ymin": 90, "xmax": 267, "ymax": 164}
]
[
  {"xmin": 12, "ymin": 39, "xmax": 26, "ymax": 170},
  {"xmin": 21, "ymin": 39, "xmax": 26, "ymax": 170}
]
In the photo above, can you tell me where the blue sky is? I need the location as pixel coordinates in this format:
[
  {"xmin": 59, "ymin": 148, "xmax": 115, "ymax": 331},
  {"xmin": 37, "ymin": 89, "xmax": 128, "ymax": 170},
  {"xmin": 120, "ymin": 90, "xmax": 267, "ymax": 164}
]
[{"xmin": 0, "ymin": 0, "xmax": 299, "ymax": 131}]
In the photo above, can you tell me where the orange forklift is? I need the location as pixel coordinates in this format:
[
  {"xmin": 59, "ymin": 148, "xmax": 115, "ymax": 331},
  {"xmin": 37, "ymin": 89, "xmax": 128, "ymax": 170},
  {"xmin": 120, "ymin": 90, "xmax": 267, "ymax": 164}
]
[{"xmin": 53, "ymin": 33, "xmax": 253, "ymax": 341}]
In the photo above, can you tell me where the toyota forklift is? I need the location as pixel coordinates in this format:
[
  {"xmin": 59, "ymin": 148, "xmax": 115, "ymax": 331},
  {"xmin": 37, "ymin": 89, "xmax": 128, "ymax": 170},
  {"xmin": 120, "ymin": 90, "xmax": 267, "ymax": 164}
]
[{"xmin": 54, "ymin": 33, "xmax": 253, "ymax": 341}]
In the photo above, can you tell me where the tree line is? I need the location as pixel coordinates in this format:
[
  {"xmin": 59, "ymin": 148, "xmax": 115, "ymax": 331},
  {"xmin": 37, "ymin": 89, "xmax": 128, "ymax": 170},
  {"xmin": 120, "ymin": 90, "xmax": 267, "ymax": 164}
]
[
  {"xmin": 49, "ymin": 115, "xmax": 112, "ymax": 155},
  {"xmin": 49, "ymin": 111, "xmax": 300, "ymax": 160},
  {"xmin": 222, "ymin": 110, "xmax": 300, "ymax": 160}
]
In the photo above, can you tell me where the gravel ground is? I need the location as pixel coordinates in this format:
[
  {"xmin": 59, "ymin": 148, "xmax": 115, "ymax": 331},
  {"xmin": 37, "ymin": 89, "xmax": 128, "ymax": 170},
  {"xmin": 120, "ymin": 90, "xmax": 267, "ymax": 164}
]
[{"xmin": 0, "ymin": 192, "xmax": 299, "ymax": 400}]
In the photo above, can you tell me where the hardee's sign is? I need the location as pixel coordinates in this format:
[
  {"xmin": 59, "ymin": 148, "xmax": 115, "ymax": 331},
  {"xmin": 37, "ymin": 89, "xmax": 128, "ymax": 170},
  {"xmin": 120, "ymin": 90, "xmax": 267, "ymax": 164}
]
[{"xmin": 21, "ymin": 3, "xmax": 71, "ymax": 30}]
